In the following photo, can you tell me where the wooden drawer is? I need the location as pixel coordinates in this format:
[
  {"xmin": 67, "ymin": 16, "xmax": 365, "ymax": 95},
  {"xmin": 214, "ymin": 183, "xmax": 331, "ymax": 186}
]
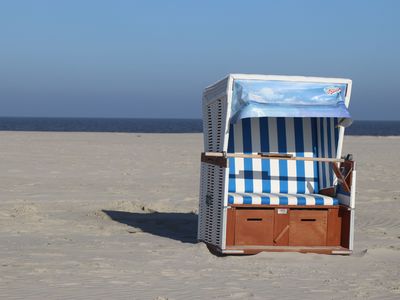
[
  {"xmin": 226, "ymin": 206, "xmax": 345, "ymax": 248},
  {"xmin": 289, "ymin": 210, "xmax": 328, "ymax": 246},
  {"xmin": 235, "ymin": 209, "xmax": 274, "ymax": 246}
]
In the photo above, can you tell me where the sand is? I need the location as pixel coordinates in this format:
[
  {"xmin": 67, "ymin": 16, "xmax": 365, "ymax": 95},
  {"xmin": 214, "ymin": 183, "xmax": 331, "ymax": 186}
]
[{"xmin": 0, "ymin": 132, "xmax": 399, "ymax": 299}]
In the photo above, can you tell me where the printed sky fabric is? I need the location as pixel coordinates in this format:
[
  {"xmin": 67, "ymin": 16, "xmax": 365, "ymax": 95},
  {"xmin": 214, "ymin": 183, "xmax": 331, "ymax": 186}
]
[{"xmin": 230, "ymin": 80, "xmax": 352, "ymax": 126}]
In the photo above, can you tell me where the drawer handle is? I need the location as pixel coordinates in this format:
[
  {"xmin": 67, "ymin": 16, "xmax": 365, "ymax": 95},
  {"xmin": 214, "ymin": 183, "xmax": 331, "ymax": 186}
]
[
  {"xmin": 247, "ymin": 218, "xmax": 263, "ymax": 221},
  {"xmin": 301, "ymin": 218, "xmax": 316, "ymax": 222}
]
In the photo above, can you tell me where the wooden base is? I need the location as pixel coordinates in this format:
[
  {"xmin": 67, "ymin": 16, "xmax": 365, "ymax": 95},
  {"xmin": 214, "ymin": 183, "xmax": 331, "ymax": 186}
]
[
  {"xmin": 223, "ymin": 204, "xmax": 351, "ymax": 255},
  {"xmin": 222, "ymin": 245, "xmax": 351, "ymax": 255},
  {"xmin": 206, "ymin": 243, "xmax": 351, "ymax": 256},
  {"xmin": 206, "ymin": 243, "xmax": 351, "ymax": 255}
]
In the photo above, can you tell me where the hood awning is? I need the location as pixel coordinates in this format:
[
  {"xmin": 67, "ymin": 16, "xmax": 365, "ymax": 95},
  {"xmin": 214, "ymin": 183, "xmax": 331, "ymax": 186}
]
[{"xmin": 230, "ymin": 79, "xmax": 352, "ymax": 127}]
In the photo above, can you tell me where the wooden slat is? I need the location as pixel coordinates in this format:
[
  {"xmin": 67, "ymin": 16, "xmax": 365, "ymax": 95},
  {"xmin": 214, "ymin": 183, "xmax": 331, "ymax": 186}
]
[
  {"xmin": 203, "ymin": 152, "xmax": 344, "ymax": 163},
  {"xmin": 327, "ymin": 207, "xmax": 341, "ymax": 246},
  {"xmin": 273, "ymin": 225, "xmax": 289, "ymax": 244},
  {"xmin": 222, "ymin": 245, "xmax": 351, "ymax": 255},
  {"xmin": 331, "ymin": 163, "xmax": 351, "ymax": 193},
  {"xmin": 226, "ymin": 207, "xmax": 236, "ymax": 246}
]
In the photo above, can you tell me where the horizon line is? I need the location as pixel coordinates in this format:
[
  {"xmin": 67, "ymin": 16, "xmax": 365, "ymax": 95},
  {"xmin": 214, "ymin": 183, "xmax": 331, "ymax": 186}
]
[{"xmin": 0, "ymin": 116, "xmax": 399, "ymax": 122}]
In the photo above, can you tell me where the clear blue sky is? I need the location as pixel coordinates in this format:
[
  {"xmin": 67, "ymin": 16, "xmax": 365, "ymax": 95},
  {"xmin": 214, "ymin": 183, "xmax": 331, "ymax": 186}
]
[{"xmin": 1, "ymin": 0, "xmax": 399, "ymax": 120}]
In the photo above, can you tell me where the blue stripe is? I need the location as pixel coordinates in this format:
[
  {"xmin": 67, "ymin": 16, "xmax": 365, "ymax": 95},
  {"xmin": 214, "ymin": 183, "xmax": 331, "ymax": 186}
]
[
  {"xmin": 228, "ymin": 124, "xmax": 236, "ymax": 192},
  {"xmin": 243, "ymin": 195, "xmax": 252, "ymax": 204},
  {"xmin": 228, "ymin": 158, "xmax": 236, "ymax": 192},
  {"xmin": 228, "ymin": 123, "xmax": 235, "ymax": 152},
  {"xmin": 297, "ymin": 196, "xmax": 306, "ymax": 205},
  {"xmin": 314, "ymin": 196, "xmax": 324, "ymax": 205},
  {"xmin": 228, "ymin": 195, "xmax": 234, "ymax": 204},
  {"xmin": 311, "ymin": 118, "xmax": 319, "ymax": 192},
  {"xmin": 277, "ymin": 118, "xmax": 288, "ymax": 193},
  {"xmin": 242, "ymin": 119, "xmax": 253, "ymax": 192},
  {"xmin": 261, "ymin": 196, "xmax": 270, "ymax": 205},
  {"xmin": 259, "ymin": 117, "xmax": 271, "ymax": 193},
  {"xmin": 279, "ymin": 196, "xmax": 288, "ymax": 205},
  {"xmin": 294, "ymin": 118, "xmax": 305, "ymax": 194},
  {"xmin": 320, "ymin": 118, "xmax": 327, "ymax": 188},
  {"xmin": 327, "ymin": 118, "xmax": 333, "ymax": 186},
  {"xmin": 242, "ymin": 118, "xmax": 252, "ymax": 153}
]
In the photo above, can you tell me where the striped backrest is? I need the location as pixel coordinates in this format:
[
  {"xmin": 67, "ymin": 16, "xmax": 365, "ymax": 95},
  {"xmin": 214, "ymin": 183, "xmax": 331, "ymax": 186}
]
[{"xmin": 227, "ymin": 117, "xmax": 339, "ymax": 194}]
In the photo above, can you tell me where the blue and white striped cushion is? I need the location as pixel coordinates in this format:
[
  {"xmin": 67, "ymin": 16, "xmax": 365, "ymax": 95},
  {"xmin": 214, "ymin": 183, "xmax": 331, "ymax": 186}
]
[
  {"xmin": 227, "ymin": 117, "xmax": 339, "ymax": 195},
  {"xmin": 228, "ymin": 192, "xmax": 339, "ymax": 206}
]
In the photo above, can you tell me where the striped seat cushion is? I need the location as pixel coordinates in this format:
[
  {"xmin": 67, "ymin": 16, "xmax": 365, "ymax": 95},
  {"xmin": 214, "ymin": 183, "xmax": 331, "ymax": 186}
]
[{"xmin": 228, "ymin": 192, "xmax": 339, "ymax": 206}]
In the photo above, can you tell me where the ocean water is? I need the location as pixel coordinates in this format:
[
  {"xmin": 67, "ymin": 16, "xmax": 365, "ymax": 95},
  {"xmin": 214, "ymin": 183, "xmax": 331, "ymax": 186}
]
[
  {"xmin": 0, "ymin": 117, "xmax": 399, "ymax": 136},
  {"xmin": 0, "ymin": 117, "xmax": 201, "ymax": 133}
]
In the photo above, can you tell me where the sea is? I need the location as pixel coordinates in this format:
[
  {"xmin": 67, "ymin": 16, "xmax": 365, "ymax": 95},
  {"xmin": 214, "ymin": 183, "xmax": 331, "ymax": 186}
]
[{"xmin": 0, "ymin": 117, "xmax": 399, "ymax": 136}]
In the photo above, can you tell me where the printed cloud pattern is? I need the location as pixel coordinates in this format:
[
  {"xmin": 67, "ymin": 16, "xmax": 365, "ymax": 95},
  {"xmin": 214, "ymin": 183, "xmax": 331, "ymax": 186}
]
[
  {"xmin": 230, "ymin": 79, "xmax": 351, "ymax": 125},
  {"xmin": 238, "ymin": 80, "xmax": 345, "ymax": 106}
]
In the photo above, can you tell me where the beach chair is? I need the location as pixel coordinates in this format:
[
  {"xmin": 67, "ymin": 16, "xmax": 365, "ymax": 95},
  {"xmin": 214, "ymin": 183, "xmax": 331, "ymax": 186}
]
[{"xmin": 198, "ymin": 74, "xmax": 356, "ymax": 255}]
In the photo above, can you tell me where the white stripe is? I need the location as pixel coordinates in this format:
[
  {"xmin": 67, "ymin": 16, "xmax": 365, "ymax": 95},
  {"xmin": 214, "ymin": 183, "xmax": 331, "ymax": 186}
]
[
  {"xmin": 251, "ymin": 117, "xmax": 261, "ymax": 153},
  {"xmin": 285, "ymin": 118, "xmax": 297, "ymax": 194},
  {"xmin": 269, "ymin": 160, "xmax": 280, "ymax": 193},
  {"xmin": 317, "ymin": 118, "xmax": 323, "ymax": 190},
  {"xmin": 268, "ymin": 118, "xmax": 280, "ymax": 193},
  {"xmin": 234, "ymin": 193, "xmax": 243, "ymax": 204},
  {"xmin": 234, "ymin": 158, "xmax": 244, "ymax": 193},
  {"xmin": 304, "ymin": 194, "xmax": 316, "ymax": 205},
  {"xmin": 303, "ymin": 118, "xmax": 313, "ymax": 158},
  {"xmin": 330, "ymin": 118, "xmax": 336, "ymax": 158},
  {"xmin": 303, "ymin": 118, "xmax": 315, "ymax": 193},
  {"xmin": 251, "ymin": 118, "xmax": 262, "ymax": 193},
  {"xmin": 286, "ymin": 194, "xmax": 298, "ymax": 205},
  {"xmin": 304, "ymin": 161, "xmax": 315, "ymax": 193},
  {"xmin": 269, "ymin": 193, "xmax": 280, "ymax": 205},
  {"xmin": 250, "ymin": 193, "xmax": 261, "ymax": 205},
  {"xmin": 252, "ymin": 159, "xmax": 262, "ymax": 193},
  {"xmin": 330, "ymin": 118, "xmax": 338, "ymax": 186},
  {"xmin": 324, "ymin": 118, "xmax": 330, "ymax": 187},
  {"xmin": 319, "ymin": 194, "xmax": 333, "ymax": 205}
]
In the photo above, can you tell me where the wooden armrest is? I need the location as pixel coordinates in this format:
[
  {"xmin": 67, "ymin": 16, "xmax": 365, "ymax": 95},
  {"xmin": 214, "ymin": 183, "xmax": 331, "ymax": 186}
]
[
  {"xmin": 203, "ymin": 152, "xmax": 344, "ymax": 163},
  {"xmin": 201, "ymin": 152, "xmax": 227, "ymax": 167}
]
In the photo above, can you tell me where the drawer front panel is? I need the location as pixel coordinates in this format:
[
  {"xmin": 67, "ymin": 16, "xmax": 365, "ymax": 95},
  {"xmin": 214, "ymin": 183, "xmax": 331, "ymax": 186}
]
[
  {"xmin": 289, "ymin": 210, "xmax": 328, "ymax": 246},
  {"xmin": 235, "ymin": 209, "xmax": 274, "ymax": 246}
]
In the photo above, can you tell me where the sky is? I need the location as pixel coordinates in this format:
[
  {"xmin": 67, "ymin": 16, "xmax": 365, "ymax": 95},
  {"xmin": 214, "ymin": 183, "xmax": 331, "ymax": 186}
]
[{"xmin": 0, "ymin": 0, "xmax": 399, "ymax": 120}]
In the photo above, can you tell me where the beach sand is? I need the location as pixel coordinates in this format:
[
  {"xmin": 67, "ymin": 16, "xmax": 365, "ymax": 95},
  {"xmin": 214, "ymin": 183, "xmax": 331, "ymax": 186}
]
[{"xmin": 0, "ymin": 132, "xmax": 399, "ymax": 299}]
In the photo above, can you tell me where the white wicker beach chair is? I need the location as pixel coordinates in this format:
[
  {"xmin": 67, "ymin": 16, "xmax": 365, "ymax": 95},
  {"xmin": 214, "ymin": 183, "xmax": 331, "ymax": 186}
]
[{"xmin": 198, "ymin": 74, "xmax": 356, "ymax": 255}]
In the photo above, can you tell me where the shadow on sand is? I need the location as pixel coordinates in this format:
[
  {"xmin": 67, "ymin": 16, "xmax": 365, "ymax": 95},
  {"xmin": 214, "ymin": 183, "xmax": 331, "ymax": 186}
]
[{"xmin": 102, "ymin": 210, "xmax": 198, "ymax": 244}]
